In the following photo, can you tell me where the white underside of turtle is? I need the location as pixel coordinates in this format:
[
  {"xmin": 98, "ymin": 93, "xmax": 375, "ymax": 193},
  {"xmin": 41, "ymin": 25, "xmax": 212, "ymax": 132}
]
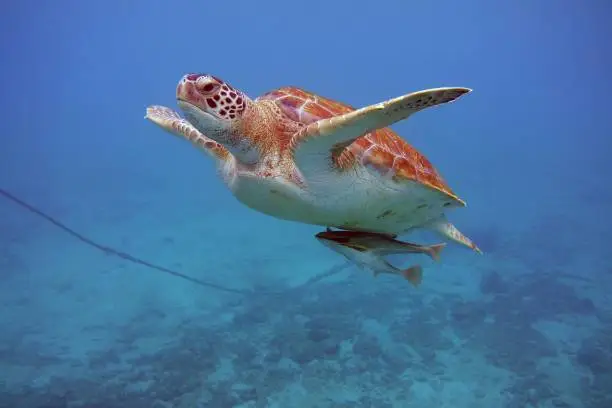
[{"xmin": 228, "ymin": 158, "xmax": 452, "ymax": 234}]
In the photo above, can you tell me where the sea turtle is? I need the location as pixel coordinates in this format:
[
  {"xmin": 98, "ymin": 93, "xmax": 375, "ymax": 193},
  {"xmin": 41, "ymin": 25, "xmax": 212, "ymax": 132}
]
[{"xmin": 145, "ymin": 74, "xmax": 480, "ymax": 253}]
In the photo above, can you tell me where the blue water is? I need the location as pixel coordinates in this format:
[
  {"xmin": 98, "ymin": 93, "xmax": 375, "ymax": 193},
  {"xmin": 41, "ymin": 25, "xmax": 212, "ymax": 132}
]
[{"xmin": 1, "ymin": 1, "xmax": 611, "ymax": 407}]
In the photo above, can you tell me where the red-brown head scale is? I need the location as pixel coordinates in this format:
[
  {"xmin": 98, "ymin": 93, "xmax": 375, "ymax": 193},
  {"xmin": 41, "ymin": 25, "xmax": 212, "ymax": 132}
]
[
  {"xmin": 177, "ymin": 74, "xmax": 255, "ymax": 162},
  {"xmin": 177, "ymin": 74, "xmax": 247, "ymax": 120}
]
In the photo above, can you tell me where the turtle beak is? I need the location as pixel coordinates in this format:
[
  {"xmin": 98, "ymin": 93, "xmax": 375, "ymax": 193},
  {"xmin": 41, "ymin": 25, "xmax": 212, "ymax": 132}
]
[{"xmin": 176, "ymin": 76, "xmax": 190, "ymax": 103}]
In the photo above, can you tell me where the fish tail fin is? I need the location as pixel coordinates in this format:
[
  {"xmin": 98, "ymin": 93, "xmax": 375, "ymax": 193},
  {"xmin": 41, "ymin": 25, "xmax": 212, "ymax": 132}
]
[
  {"xmin": 428, "ymin": 243, "xmax": 446, "ymax": 262},
  {"xmin": 401, "ymin": 265, "xmax": 423, "ymax": 287}
]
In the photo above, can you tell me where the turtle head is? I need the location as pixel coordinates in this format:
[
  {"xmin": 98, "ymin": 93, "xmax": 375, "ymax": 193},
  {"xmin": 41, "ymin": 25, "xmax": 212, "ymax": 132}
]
[{"xmin": 177, "ymin": 74, "xmax": 256, "ymax": 163}]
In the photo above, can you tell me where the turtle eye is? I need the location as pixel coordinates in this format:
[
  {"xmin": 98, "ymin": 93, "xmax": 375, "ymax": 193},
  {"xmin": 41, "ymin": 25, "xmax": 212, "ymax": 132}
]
[{"xmin": 196, "ymin": 78, "xmax": 219, "ymax": 94}]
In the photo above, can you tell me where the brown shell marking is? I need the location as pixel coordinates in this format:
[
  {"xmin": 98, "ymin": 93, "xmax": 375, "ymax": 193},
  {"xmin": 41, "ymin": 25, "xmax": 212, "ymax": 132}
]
[
  {"xmin": 259, "ymin": 87, "xmax": 462, "ymax": 203},
  {"xmin": 347, "ymin": 129, "xmax": 463, "ymax": 205}
]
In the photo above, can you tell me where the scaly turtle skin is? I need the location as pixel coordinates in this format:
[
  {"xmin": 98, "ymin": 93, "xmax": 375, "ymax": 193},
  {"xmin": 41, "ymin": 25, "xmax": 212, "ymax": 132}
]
[{"xmin": 145, "ymin": 74, "xmax": 480, "ymax": 252}]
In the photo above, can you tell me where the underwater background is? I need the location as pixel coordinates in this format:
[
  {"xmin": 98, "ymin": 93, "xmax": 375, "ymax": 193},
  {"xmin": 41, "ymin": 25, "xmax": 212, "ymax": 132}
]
[{"xmin": 1, "ymin": 1, "xmax": 611, "ymax": 407}]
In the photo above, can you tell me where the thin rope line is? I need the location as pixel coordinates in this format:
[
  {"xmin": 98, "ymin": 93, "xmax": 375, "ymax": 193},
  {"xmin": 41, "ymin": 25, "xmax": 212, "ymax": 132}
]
[{"xmin": 0, "ymin": 188, "xmax": 350, "ymax": 294}]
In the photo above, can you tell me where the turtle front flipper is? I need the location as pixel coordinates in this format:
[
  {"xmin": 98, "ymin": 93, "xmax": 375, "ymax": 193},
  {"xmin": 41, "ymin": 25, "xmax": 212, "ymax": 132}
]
[
  {"xmin": 289, "ymin": 87, "xmax": 471, "ymax": 177},
  {"xmin": 145, "ymin": 105, "xmax": 230, "ymax": 162},
  {"xmin": 428, "ymin": 219, "xmax": 482, "ymax": 254}
]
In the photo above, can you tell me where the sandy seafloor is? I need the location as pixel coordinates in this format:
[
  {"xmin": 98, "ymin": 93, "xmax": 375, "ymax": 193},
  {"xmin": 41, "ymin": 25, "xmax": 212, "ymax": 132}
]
[{"xmin": 1, "ymin": 171, "xmax": 611, "ymax": 408}]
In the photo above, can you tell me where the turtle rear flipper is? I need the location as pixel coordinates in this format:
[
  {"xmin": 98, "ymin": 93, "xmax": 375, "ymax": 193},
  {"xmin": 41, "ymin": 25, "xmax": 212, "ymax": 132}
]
[
  {"xmin": 145, "ymin": 105, "xmax": 230, "ymax": 161},
  {"xmin": 428, "ymin": 219, "xmax": 482, "ymax": 254}
]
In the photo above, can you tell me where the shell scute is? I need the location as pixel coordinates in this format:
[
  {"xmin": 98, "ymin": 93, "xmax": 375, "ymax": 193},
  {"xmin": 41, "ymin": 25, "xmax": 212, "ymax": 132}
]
[{"xmin": 259, "ymin": 86, "xmax": 354, "ymax": 125}]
